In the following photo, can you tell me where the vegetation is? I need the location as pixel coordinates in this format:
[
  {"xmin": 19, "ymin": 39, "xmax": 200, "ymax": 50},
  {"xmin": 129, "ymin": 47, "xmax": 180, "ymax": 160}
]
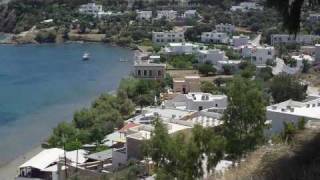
[
  {"xmin": 198, "ymin": 63, "xmax": 217, "ymax": 76},
  {"xmin": 144, "ymin": 120, "xmax": 225, "ymax": 179},
  {"xmin": 269, "ymin": 75, "xmax": 307, "ymax": 103},
  {"xmin": 223, "ymin": 77, "xmax": 267, "ymax": 157},
  {"xmin": 266, "ymin": 0, "xmax": 320, "ymax": 34},
  {"xmin": 200, "ymin": 81, "xmax": 218, "ymax": 94},
  {"xmin": 48, "ymin": 77, "xmax": 168, "ymax": 151},
  {"xmin": 167, "ymin": 55, "xmax": 197, "ymax": 69}
]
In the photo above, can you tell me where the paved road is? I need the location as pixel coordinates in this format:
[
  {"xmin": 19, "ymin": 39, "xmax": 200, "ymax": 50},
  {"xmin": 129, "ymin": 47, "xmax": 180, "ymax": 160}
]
[{"xmin": 251, "ymin": 34, "xmax": 261, "ymax": 46}]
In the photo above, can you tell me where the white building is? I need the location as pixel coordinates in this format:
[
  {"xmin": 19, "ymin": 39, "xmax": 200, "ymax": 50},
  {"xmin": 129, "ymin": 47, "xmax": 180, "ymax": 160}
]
[
  {"xmin": 17, "ymin": 148, "xmax": 87, "ymax": 180},
  {"xmin": 231, "ymin": 2, "xmax": 263, "ymax": 12},
  {"xmin": 201, "ymin": 32, "xmax": 229, "ymax": 44},
  {"xmin": 308, "ymin": 13, "xmax": 320, "ymax": 22},
  {"xmin": 267, "ymin": 96, "xmax": 320, "ymax": 134},
  {"xmin": 197, "ymin": 49, "xmax": 227, "ymax": 65},
  {"xmin": 240, "ymin": 45, "xmax": 275, "ymax": 66},
  {"xmin": 232, "ymin": 35, "xmax": 250, "ymax": 47},
  {"xmin": 216, "ymin": 60, "xmax": 242, "ymax": 72},
  {"xmin": 215, "ymin": 23, "xmax": 235, "ymax": 34},
  {"xmin": 79, "ymin": 3, "xmax": 104, "ymax": 17},
  {"xmin": 165, "ymin": 92, "xmax": 228, "ymax": 111},
  {"xmin": 184, "ymin": 10, "xmax": 197, "ymax": 18},
  {"xmin": 152, "ymin": 31, "xmax": 185, "ymax": 44},
  {"xmin": 157, "ymin": 10, "xmax": 177, "ymax": 20},
  {"xmin": 316, "ymin": 44, "xmax": 320, "ymax": 62},
  {"xmin": 136, "ymin": 10, "xmax": 152, "ymax": 20},
  {"xmin": 164, "ymin": 42, "xmax": 200, "ymax": 55},
  {"xmin": 291, "ymin": 54, "xmax": 314, "ymax": 68},
  {"xmin": 271, "ymin": 34, "xmax": 320, "ymax": 45}
]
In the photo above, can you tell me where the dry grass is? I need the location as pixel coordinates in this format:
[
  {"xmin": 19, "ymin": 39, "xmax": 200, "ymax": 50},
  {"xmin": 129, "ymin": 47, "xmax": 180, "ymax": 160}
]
[
  {"xmin": 209, "ymin": 129, "xmax": 320, "ymax": 180},
  {"xmin": 167, "ymin": 69, "xmax": 233, "ymax": 82}
]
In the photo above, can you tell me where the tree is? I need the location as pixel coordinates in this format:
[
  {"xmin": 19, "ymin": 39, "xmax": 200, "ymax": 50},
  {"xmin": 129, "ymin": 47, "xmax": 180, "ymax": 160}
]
[
  {"xmin": 270, "ymin": 75, "xmax": 307, "ymax": 103},
  {"xmin": 267, "ymin": 0, "xmax": 320, "ymax": 33},
  {"xmin": 200, "ymin": 81, "xmax": 217, "ymax": 94},
  {"xmin": 145, "ymin": 121, "xmax": 225, "ymax": 179},
  {"xmin": 223, "ymin": 77, "xmax": 267, "ymax": 157},
  {"xmin": 302, "ymin": 59, "xmax": 311, "ymax": 73},
  {"xmin": 198, "ymin": 63, "xmax": 216, "ymax": 76}
]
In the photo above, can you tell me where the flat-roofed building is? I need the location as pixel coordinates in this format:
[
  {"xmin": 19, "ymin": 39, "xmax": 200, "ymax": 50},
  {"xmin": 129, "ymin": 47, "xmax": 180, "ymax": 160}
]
[
  {"xmin": 316, "ymin": 44, "xmax": 320, "ymax": 62},
  {"xmin": 156, "ymin": 10, "xmax": 177, "ymax": 20},
  {"xmin": 197, "ymin": 49, "xmax": 227, "ymax": 65},
  {"xmin": 240, "ymin": 45, "xmax": 275, "ymax": 66},
  {"xmin": 308, "ymin": 13, "xmax": 320, "ymax": 22},
  {"xmin": 164, "ymin": 42, "xmax": 200, "ymax": 55},
  {"xmin": 133, "ymin": 60, "xmax": 166, "ymax": 80},
  {"xmin": 271, "ymin": 34, "xmax": 320, "ymax": 45},
  {"xmin": 231, "ymin": 2, "xmax": 263, "ymax": 12},
  {"xmin": 232, "ymin": 35, "xmax": 250, "ymax": 47},
  {"xmin": 201, "ymin": 32, "xmax": 229, "ymax": 44},
  {"xmin": 165, "ymin": 92, "xmax": 228, "ymax": 111},
  {"xmin": 152, "ymin": 31, "xmax": 185, "ymax": 44},
  {"xmin": 215, "ymin": 23, "xmax": 235, "ymax": 34},
  {"xmin": 79, "ymin": 3, "xmax": 104, "ymax": 17},
  {"xmin": 267, "ymin": 96, "xmax": 320, "ymax": 134},
  {"xmin": 136, "ymin": 10, "xmax": 152, "ymax": 20},
  {"xmin": 173, "ymin": 75, "xmax": 201, "ymax": 94}
]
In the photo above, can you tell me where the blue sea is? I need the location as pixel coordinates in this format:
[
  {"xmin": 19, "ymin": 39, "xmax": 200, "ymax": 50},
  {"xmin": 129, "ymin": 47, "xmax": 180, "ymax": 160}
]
[{"xmin": 0, "ymin": 43, "xmax": 133, "ymax": 165}]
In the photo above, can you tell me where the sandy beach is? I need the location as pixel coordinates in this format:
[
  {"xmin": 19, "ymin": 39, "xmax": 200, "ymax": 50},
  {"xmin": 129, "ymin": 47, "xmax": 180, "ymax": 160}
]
[{"xmin": 0, "ymin": 146, "xmax": 43, "ymax": 179}]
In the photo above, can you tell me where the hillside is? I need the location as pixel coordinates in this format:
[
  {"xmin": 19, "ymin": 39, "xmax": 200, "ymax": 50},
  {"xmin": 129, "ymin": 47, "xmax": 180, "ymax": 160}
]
[{"xmin": 212, "ymin": 129, "xmax": 320, "ymax": 180}]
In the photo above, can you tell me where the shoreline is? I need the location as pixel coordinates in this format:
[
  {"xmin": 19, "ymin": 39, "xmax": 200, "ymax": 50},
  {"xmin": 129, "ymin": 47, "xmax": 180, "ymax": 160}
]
[
  {"xmin": 0, "ymin": 146, "xmax": 43, "ymax": 180},
  {"xmin": 0, "ymin": 32, "xmax": 142, "ymax": 52},
  {"xmin": 0, "ymin": 43, "xmax": 134, "ymax": 178}
]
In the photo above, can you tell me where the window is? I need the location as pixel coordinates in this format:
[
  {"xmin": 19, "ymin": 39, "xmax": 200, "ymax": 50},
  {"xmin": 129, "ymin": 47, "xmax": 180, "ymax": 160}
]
[
  {"xmin": 144, "ymin": 70, "xmax": 147, "ymax": 76},
  {"xmin": 149, "ymin": 70, "xmax": 152, "ymax": 76},
  {"xmin": 138, "ymin": 70, "xmax": 141, "ymax": 76},
  {"xmin": 198, "ymin": 106, "xmax": 203, "ymax": 111},
  {"xmin": 158, "ymin": 70, "xmax": 162, "ymax": 76}
]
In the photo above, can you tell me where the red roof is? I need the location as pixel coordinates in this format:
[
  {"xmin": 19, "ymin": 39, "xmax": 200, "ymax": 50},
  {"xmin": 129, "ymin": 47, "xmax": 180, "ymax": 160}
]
[{"xmin": 119, "ymin": 122, "xmax": 139, "ymax": 133}]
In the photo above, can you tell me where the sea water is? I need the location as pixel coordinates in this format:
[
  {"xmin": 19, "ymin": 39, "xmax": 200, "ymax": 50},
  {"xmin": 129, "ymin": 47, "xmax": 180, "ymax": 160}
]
[{"xmin": 0, "ymin": 43, "xmax": 133, "ymax": 165}]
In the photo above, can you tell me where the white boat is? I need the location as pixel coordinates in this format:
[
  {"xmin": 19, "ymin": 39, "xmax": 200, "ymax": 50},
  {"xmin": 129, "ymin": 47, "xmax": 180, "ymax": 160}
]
[
  {"xmin": 83, "ymin": 52, "xmax": 90, "ymax": 60},
  {"xmin": 119, "ymin": 58, "xmax": 128, "ymax": 62}
]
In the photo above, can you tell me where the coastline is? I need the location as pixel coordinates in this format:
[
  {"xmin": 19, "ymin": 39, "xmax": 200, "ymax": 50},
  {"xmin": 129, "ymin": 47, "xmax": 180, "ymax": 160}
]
[
  {"xmin": 0, "ymin": 31, "xmax": 141, "ymax": 52},
  {"xmin": 0, "ymin": 42, "xmax": 134, "ymax": 178},
  {"xmin": 0, "ymin": 146, "xmax": 43, "ymax": 180}
]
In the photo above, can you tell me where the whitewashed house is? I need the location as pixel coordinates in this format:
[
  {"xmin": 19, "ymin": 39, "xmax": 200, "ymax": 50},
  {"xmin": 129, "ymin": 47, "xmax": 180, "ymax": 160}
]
[
  {"xmin": 267, "ymin": 96, "xmax": 320, "ymax": 134},
  {"xmin": 184, "ymin": 10, "xmax": 197, "ymax": 18},
  {"xmin": 216, "ymin": 60, "xmax": 242, "ymax": 72},
  {"xmin": 157, "ymin": 10, "xmax": 177, "ymax": 20},
  {"xmin": 197, "ymin": 49, "xmax": 227, "ymax": 65},
  {"xmin": 79, "ymin": 3, "xmax": 105, "ymax": 17},
  {"xmin": 201, "ymin": 32, "xmax": 229, "ymax": 44},
  {"xmin": 152, "ymin": 31, "xmax": 185, "ymax": 44},
  {"xmin": 291, "ymin": 54, "xmax": 314, "ymax": 68},
  {"xmin": 232, "ymin": 35, "xmax": 250, "ymax": 47},
  {"xmin": 215, "ymin": 23, "xmax": 235, "ymax": 34},
  {"xmin": 165, "ymin": 92, "xmax": 228, "ymax": 111},
  {"xmin": 271, "ymin": 34, "xmax": 320, "ymax": 45},
  {"xmin": 164, "ymin": 42, "xmax": 200, "ymax": 55},
  {"xmin": 308, "ymin": 13, "xmax": 320, "ymax": 22},
  {"xmin": 316, "ymin": 44, "xmax": 320, "ymax": 62},
  {"xmin": 240, "ymin": 45, "xmax": 275, "ymax": 66},
  {"xmin": 136, "ymin": 10, "xmax": 152, "ymax": 20},
  {"xmin": 231, "ymin": 2, "xmax": 263, "ymax": 12}
]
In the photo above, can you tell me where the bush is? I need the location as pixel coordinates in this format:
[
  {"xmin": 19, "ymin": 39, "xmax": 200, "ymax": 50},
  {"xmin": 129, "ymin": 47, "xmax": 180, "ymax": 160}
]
[
  {"xmin": 198, "ymin": 63, "xmax": 216, "ymax": 76},
  {"xmin": 297, "ymin": 117, "xmax": 306, "ymax": 130}
]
